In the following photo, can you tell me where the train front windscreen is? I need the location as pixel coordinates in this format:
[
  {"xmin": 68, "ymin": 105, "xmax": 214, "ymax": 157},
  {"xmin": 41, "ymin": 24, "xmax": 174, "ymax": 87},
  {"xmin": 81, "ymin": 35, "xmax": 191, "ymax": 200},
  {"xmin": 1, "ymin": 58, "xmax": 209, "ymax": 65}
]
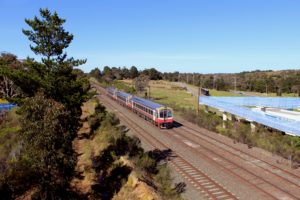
[{"xmin": 159, "ymin": 109, "xmax": 172, "ymax": 119}]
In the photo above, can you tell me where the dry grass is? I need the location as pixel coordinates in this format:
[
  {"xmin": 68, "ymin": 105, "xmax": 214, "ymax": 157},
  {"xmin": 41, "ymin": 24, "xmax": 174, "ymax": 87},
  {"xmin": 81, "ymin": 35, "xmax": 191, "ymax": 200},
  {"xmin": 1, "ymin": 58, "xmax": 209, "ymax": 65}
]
[
  {"xmin": 71, "ymin": 99, "xmax": 98, "ymax": 194},
  {"xmin": 80, "ymin": 100, "xmax": 97, "ymax": 120},
  {"xmin": 113, "ymin": 172, "xmax": 161, "ymax": 200}
]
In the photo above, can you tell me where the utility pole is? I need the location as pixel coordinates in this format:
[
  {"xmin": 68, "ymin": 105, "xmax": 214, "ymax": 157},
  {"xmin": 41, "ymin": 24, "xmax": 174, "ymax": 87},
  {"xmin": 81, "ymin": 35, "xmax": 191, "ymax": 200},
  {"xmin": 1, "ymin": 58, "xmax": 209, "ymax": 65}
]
[
  {"xmin": 197, "ymin": 86, "xmax": 201, "ymax": 116},
  {"xmin": 213, "ymin": 75, "xmax": 216, "ymax": 89},
  {"xmin": 290, "ymin": 140, "xmax": 293, "ymax": 169},
  {"xmin": 186, "ymin": 74, "xmax": 189, "ymax": 84},
  {"xmin": 234, "ymin": 76, "xmax": 237, "ymax": 92},
  {"xmin": 148, "ymin": 85, "xmax": 151, "ymax": 99},
  {"xmin": 193, "ymin": 73, "xmax": 195, "ymax": 85}
]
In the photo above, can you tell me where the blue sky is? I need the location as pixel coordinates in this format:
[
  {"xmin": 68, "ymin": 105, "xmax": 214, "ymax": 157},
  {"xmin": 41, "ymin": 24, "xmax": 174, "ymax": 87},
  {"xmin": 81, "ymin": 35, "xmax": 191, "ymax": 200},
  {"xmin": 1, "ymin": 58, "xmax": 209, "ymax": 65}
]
[{"xmin": 1, "ymin": 0, "xmax": 300, "ymax": 73}]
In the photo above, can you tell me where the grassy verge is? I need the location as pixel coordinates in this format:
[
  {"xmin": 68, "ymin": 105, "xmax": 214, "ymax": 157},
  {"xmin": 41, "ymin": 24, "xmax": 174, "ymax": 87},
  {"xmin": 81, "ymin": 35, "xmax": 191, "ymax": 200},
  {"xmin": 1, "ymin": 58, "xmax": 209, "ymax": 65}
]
[
  {"xmin": 209, "ymin": 89, "xmax": 243, "ymax": 96},
  {"xmin": 148, "ymin": 81, "xmax": 197, "ymax": 110},
  {"xmin": 240, "ymin": 91, "xmax": 297, "ymax": 97}
]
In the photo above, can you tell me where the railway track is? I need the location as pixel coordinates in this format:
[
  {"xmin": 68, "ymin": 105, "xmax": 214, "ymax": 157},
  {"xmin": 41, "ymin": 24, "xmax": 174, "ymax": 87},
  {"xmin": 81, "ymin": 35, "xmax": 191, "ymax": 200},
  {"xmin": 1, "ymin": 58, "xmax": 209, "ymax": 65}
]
[
  {"xmin": 169, "ymin": 128, "xmax": 300, "ymax": 200},
  {"xmin": 178, "ymin": 125, "xmax": 300, "ymax": 187},
  {"xmin": 96, "ymin": 91, "xmax": 238, "ymax": 200},
  {"xmin": 93, "ymin": 84, "xmax": 300, "ymax": 199}
]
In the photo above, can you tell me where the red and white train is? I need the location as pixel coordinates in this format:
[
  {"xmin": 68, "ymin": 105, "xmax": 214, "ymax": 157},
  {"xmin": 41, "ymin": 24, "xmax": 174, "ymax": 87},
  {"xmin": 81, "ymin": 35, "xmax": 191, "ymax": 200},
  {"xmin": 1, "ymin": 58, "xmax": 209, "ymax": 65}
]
[{"xmin": 106, "ymin": 87, "xmax": 173, "ymax": 128}]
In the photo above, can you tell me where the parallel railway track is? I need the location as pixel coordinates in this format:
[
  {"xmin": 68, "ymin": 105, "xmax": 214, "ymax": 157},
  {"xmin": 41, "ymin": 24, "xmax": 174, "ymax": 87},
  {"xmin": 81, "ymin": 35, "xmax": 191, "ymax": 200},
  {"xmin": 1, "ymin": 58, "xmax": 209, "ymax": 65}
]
[
  {"xmin": 170, "ymin": 128, "xmax": 300, "ymax": 200},
  {"xmin": 96, "ymin": 90, "xmax": 238, "ymax": 200},
  {"xmin": 178, "ymin": 125, "xmax": 300, "ymax": 187},
  {"xmin": 93, "ymin": 84, "xmax": 300, "ymax": 200}
]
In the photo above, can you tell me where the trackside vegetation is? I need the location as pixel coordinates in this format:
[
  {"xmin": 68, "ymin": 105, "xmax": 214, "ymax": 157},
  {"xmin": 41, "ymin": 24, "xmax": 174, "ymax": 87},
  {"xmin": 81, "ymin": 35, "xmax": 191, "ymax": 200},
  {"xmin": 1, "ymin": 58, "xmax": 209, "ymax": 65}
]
[{"xmin": 74, "ymin": 98, "xmax": 185, "ymax": 199}]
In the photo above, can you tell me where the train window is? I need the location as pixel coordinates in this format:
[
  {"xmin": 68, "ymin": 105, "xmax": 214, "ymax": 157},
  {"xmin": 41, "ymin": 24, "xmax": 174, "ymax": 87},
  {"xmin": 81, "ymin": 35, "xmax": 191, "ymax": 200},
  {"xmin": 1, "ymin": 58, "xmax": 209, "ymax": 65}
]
[
  {"xmin": 167, "ymin": 110, "xmax": 172, "ymax": 117},
  {"xmin": 159, "ymin": 111, "xmax": 165, "ymax": 118},
  {"xmin": 159, "ymin": 110, "xmax": 172, "ymax": 118}
]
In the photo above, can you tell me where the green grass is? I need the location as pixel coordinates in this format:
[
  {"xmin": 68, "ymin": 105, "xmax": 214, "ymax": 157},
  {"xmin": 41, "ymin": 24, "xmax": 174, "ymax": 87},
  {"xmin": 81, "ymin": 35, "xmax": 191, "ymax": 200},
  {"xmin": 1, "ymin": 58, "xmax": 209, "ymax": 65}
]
[
  {"xmin": 150, "ymin": 88, "xmax": 197, "ymax": 109},
  {"xmin": 147, "ymin": 81, "xmax": 197, "ymax": 109},
  {"xmin": 91, "ymin": 78, "xmax": 135, "ymax": 93},
  {"xmin": 209, "ymin": 89, "xmax": 243, "ymax": 96},
  {"xmin": 242, "ymin": 91, "xmax": 297, "ymax": 97}
]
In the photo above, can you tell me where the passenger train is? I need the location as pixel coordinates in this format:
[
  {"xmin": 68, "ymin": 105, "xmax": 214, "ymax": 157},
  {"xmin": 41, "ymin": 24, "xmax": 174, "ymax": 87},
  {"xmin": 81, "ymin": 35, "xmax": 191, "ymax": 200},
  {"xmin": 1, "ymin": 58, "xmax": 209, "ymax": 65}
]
[{"xmin": 106, "ymin": 87, "xmax": 173, "ymax": 128}]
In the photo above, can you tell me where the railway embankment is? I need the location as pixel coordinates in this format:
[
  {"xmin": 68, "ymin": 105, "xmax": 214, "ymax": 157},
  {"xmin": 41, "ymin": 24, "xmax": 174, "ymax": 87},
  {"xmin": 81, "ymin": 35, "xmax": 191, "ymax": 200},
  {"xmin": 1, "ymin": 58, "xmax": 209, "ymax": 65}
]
[{"xmin": 71, "ymin": 97, "xmax": 185, "ymax": 199}]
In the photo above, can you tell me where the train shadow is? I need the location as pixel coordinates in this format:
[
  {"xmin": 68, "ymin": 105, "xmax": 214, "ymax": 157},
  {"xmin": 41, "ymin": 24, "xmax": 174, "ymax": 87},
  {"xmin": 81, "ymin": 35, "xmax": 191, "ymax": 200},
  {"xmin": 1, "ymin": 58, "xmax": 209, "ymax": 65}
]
[
  {"xmin": 172, "ymin": 121, "xmax": 183, "ymax": 128},
  {"xmin": 148, "ymin": 148, "xmax": 177, "ymax": 163}
]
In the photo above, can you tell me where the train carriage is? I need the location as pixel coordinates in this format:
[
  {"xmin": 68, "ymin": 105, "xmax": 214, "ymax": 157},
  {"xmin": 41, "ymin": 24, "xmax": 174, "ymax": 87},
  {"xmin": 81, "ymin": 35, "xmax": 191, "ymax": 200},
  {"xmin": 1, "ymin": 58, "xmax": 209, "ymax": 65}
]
[
  {"xmin": 116, "ymin": 91, "xmax": 132, "ymax": 106},
  {"xmin": 130, "ymin": 96, "xmax": 173, "ymax": 128},
  {"xmin": 107, "ymin": 87, "xmax": 117, "ymax": 99},
  {"xmin": 106, "ymin": 87, "xmax": 173, "ymax": 129}
]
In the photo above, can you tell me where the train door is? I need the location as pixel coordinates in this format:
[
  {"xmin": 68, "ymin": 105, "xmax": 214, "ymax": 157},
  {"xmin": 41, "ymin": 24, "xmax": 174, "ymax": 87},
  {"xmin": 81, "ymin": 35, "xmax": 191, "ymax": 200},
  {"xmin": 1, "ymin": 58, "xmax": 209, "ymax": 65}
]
[{"xmin": 153, "ymin": 110, "xmax": 156, "ymax": 121}]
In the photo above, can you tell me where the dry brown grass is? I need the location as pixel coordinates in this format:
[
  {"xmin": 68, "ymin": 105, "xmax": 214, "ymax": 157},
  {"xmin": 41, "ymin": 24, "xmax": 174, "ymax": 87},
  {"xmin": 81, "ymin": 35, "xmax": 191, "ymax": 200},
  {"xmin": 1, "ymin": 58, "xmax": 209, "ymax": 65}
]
[
  {"xmin": 71, "ymin": 99, "xmax": 98, "ymax": 195},
  {"xmin": 80, "ymin": 100, "xmax": 97, "ymax": 120},
  {"xmin": 113, "ymin": 172, "xmax": 161, "ymax": 200}
]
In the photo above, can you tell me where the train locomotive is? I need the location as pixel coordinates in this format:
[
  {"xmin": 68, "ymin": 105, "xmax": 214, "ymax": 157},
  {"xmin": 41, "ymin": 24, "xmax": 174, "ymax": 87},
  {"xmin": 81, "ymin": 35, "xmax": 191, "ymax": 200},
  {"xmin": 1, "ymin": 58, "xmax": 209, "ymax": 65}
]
[{"xmin": 106, "ymin": 87, "xmax": 173, "ymax": 128}]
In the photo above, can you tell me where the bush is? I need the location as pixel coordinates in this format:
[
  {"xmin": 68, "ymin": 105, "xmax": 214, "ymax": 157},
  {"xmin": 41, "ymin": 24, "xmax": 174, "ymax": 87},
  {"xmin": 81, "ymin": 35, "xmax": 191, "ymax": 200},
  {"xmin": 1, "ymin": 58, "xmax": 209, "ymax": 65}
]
[{"xmin": 135, "ymin": 154, "xmax": 157, "ymax": 174}]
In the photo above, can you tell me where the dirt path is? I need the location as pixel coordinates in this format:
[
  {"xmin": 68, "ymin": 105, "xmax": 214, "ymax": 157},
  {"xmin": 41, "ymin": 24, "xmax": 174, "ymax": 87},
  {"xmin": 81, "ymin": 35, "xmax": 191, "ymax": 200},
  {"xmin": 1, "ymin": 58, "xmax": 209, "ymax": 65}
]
[{"xmin": 71, "ymin": 101, "xmax": 95, "ymax": 195}]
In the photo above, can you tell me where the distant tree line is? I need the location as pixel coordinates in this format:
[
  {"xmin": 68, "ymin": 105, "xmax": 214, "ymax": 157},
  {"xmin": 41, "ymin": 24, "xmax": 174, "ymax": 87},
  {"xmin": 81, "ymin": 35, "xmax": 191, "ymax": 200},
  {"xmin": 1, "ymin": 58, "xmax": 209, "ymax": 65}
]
[
  {"xmin": 163, "ymin": 70, "xmax": 300, "ymax": 96},
  {"xmin": 90, "ymin": 66, "xmax": 300, "ymax": 96},
  {"xmin": 89, "ymin": 66, "xmax": 162, "ymax": 82}
]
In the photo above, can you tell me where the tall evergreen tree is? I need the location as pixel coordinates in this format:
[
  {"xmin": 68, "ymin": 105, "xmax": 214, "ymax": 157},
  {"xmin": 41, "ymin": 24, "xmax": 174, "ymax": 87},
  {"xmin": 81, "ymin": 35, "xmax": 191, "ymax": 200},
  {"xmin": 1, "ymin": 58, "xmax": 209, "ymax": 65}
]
[
  {"xmin": 22, "ymin": 8, "xmax": 86, "ymax": 68},
  {"xmin": 22, "ymin": 8, "xmax": 89, "ymax": 113}
]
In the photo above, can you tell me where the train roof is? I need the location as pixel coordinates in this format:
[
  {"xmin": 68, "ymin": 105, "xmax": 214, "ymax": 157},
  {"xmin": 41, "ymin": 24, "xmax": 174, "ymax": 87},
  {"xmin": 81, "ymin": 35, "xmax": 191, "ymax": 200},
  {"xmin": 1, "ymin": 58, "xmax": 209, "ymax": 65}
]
[
  {"xmin": 116, "ymin": 91, "xmax": 131, "ymax": 98},
  {"xmin": 106, "ymin": 86, "xmax": 116, "ymax": 91},
  {"xmin": 131, "ymin": 96, "xmax": 165, "ymax": 110}
]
